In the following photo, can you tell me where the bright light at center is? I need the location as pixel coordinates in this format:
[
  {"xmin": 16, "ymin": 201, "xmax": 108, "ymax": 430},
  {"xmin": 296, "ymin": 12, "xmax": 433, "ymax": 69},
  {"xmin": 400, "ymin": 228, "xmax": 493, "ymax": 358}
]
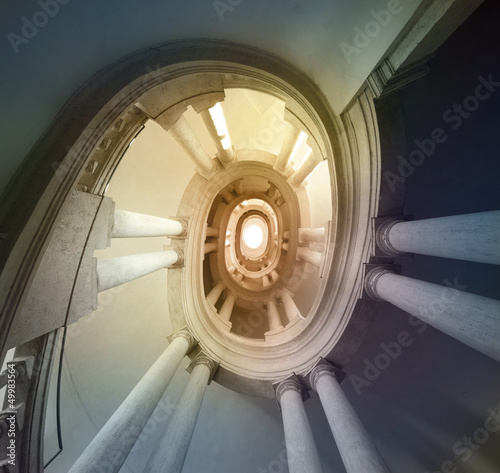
[{"xmin": 244, "ymin": 225, "xmax": 264, "ymax": 249}]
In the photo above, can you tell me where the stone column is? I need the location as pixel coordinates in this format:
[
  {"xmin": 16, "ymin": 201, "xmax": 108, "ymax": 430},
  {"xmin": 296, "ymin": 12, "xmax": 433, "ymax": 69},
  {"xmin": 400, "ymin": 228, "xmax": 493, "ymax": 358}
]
[
  {"xmin": 96, "ymin": 249, "xmax": 182, "ymax": 292},
  {"xmin": 291, "ymin": 150, "xmax": 320, "ymax": 186},
  {"xmin": 299, "ymin": 227, "xmax": 325, "ymax": 243},
  {"xmin": 297, "ymin": 247, "xmax": 322, "ymax": 267},
  {"xmin": 68, "ymin": 329, "xmax": 196, "ymax": 473},
  {"xmin": 275, "ymin": 377, "xmax": 323, "ymax": 473},
  {"xmin": 204, "ymin": 242, "xmax": 217, "ymax": 254},
  {"xmin": 112, "ymin": 210, "xmax": 186, "ymax": 238},
  {"xmin": 169, "ymin": 115, "xmax": 214, "ymax": 174},
  {"xmin": 219, "ymin": 292, "xmax": 237, "ymax": 321},
  {"xmin": 279, "ymin": 289, "xmax": 303, "ymax": 322},
  {"xmin": 309, "ymin": 362, "xmax": 391, "ymax": 473},
  {"xmin": 270, "ymin": 269, "xmax": 279, "ymax": 282},
  {"xmin": 200, "ymin": 107, "xmax": 236, "ymax": 164},
  {"xmin": 144, "ymin": 354, "xmax": 218, "ymax": 473},
  {"xmin": 266, "ymin": 300, "xmax": 283, "ymax": 332},
  {"xmin": 262, "ymin": 274, "xmax": 271, "ymax": 287},
  {"xmin": 365, "ymin": 267, "xmax": 500, "ymax": 362},
  {"xmin": 274, "ymin": 124, "xmax": 302, "ymax": 173},
  {"xmin": 376, "ymin": 211, "xmax": 500, "ymax": 264},
  {"xmin": 206, "ymin": 282, "xmax": 225, "ymax": 306}
]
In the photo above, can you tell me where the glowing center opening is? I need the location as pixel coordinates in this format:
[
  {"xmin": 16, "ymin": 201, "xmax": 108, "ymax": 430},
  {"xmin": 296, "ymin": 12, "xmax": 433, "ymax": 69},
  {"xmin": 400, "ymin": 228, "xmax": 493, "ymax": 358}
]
[{"xmin": 243, "ymin": 225, "xmax": 264, "ymax": 249}]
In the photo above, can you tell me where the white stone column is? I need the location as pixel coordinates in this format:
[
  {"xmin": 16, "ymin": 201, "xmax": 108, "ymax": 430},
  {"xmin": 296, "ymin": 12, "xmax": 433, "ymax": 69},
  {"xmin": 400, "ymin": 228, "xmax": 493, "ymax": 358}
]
[
  {"xmin": 291, "ymin": 150, "xmax": 320, "ymax": 186},
  {"xmin": 274, "ymin": 123, "xmax": 302, "ymax": 173},
  {"xmin": 111, "ymin": 209, "xmax": 186, "ymax": 238},
  {"xmin": 297, "ymin": 247, "xmax": 322, "ymax": 267},
  {"xmin": 206, "ymin": 282, "xmax": 225, "ymax": 306},
  {"xmin": 279, "ymin": 289, "xmax": 303, "ymax": 322},
  {"xmin": 262, "ymin": 274, "xmax": 271, "ymax": 287},
  {"xmin": 299, "ymin": 227, "xmax": 325, "ymax": 243},
  {"xmin": 376, "ymin": 211, "xmax": 500, "ymax": 264},
  {"xmin": 270, "ymin": 269, "xmax": 279, "ymax": 282},
  {"xmin": 266, "ymin": 300, "xmax": 283, "ymax": 332},
  {"xmin": 219, "ymin": 292, "xmax": 237, "ymax": 321},
  {"xmin": 169, "ymin": 115, "xmax": 214, "ymax": 174},
  {"xmin": 309, "ymin": 362, "xmax": 391, "ymax": 473},
  {"xmin": 144, "ymin": 354, "xmax": 218, "ymax": 473},
  {"xmin": 275, "ymin": 377, "xmax": 323, "ymax": 473},
  {"xmin": 68, "ymin": 329, "xmax": 196, "ymax": 473},
  {"xmin": 365, "ymin": 267, "xmax": 500, "ymax": 361},
  {"xmin": 206, "ymin": 226, "xmax": 219, "ymax": 237},
  {"xmin": 96, "ymin": 249, "xmax": 182, "ymax": 292}
]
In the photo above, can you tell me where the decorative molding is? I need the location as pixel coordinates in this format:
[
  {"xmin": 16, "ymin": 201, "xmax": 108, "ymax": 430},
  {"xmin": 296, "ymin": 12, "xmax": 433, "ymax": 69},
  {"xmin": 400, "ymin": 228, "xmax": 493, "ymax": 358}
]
[
  {"xmin": 307, "ymin": 359, "xmax": 345, "ymax": 391},
  {"xmin": 374, "ymin": 217, "xmax": 405, "ymax": 258},
  {"xmin": 363, "ymin": 266, "xmax": 397, "ymax": 302},
  {"xmin": 169, "ymin": 327, "xmax": 197, "ymax": 351},
  {"xmin": 187, "ymin": 352, "xmax": 219, "ymax": 384}
]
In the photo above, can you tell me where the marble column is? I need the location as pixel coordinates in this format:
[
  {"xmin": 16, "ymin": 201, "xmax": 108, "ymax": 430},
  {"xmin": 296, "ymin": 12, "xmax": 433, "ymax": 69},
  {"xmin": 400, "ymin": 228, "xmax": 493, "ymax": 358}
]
[
  {"xmin": 275, "ymin": 377, "xmax": 323, "ymax": 473},
  {"xmin": 112, "ymin": 210, "xmax": 186, "ymax": 238},
  {"xmin": 266, "ymin": 300, "xmax": 283, "ymax": 332},
  {"xmin": 279, "ymin": 289, "xmax": 303, "ymax": 322},
  {"xmin": 169, "ymin": 114, "xmax": 214, "ymax": 174},
  {"xmin": 68, "ymin": 329, "xmax": 196, "ymax": 473},
  {"xmin": 365, "ymin": 267, "xmax": 500, "ymax": 361},
  {"xmin": 274, "ymin": 124, "xmax": 302, "ymax": 173},
  {"xmin": 376, "ymin": 211, "xmax": 500, "ymax": 265},
  {"xmin": 309, "ymin": 362, "xmax": 391, "ymax": 473},
  {"xmin": 97, "ymin": 249, "xmax": 182, "ymax": 292},
  {"xmin": 219, "ymin": 292, "xmax": 237, "ymax": 321},
  {"xmin": 144, "ymin": 354, "xmax": 218, "ymax": 473},
  {"xmin": 206, "ymin": 282, "xmax": 225, "ymax": 306},
  {"xmin": 291, "ymin": 150, "xmax": 320, "ymax": 186},
  {"xmin": 299, "ymin": 227, "xmax": 325, "ymax": 243},
  {"xmin": 297, "ymin": 247, "xmax": 322, "ymax": 267}
]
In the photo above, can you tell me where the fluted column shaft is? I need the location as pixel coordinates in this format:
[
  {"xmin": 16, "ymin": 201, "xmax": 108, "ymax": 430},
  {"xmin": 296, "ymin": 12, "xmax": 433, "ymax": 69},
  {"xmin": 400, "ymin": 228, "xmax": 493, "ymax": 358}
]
[
  {"xmin": 169, "ymin": 115, "xmax": 214, "ymax": 174},
  {"xmin": 68, "ymin": 331, "xmax": 196, "ymax": 473},
  {"xmin": 97, "ymin": 249, "xmax": 181, "ymax": 292},
  {"xmin": 310, "ymin": 364, "xmax": 391, "ymax": 473},
  {"xmin": 297, "ymin": 247, "xmax": 322, "ymax": 267},
  {"xmin": 291, "ymin": 151, "xmax": 319, "ymax": 186},
  {"xmin": 112, "ymin": 210, "xmax": 185, "ymax": 238},
  {"xmin": 266, "ymin": 300, "xmax": 282, "ymax": 332},
  {"xmin": 366, "ymin": 269, "xmax": 500, "ymax": 361},
  {"xmin": 144, "ymin": 356, "xmax": 218, "ymax": 473},
  {"xmin": 378, "ymin": 211, "xmax": 500, "ymax": 264},
  {"xmin": 276, "ymin": 378, "xmax": 323, "ymax": 473}
]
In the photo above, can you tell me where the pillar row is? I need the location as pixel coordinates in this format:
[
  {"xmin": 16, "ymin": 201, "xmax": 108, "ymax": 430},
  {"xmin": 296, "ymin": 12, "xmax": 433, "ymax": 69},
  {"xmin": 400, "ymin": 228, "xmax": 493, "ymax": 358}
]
[
  {"xmin": 365, "ymin": 267, "xmax": 500, "ymax": 362},
  {"xmin": 200, "ymin": 107, "xmax": 236, "ymax": 164},
  {"xmin": 266, "ymin": 300, "xmax": 283, "ymax": 332},
  {"xmin": 376, "ymin": 211, "xmax": 500, "ymax": 265},
  {"xmin": 291, "ymin": 150, "xmax": 320, "ymax": 186},
  {"xmin": 309, "ymin": 362, "xmax": 391, "ymax": 473},
  {"xmin": 96, "ymin": 248, "xmax": 183, "ymax": 292},
  {"xmin": 279, "ymin": 290, "xmax": 303, "ymax": 323},
  {"xmin": 275, "ymin": 377, "xmax": 323, "ymax": 473},
  {"xmin": 274, "ymin": 123, "xmax": 302, "ymax": 173},
  {"xmin": 206, "ymin": 282, "xmax": 225, "ymax": 306},
  {"xmin": 112, "ymin": 209, "xmax": 187, "ymax": 238},
  {"xmin": 68, "ymin": 329, "xmax": 196, "ymax": 473},
  {"xmin": 144, "ymin": 354, "xmax": 218, "ymax": 473},
  {"xmin": 219, "ymin": 292, "xmax": 237, "ymax": 321}
]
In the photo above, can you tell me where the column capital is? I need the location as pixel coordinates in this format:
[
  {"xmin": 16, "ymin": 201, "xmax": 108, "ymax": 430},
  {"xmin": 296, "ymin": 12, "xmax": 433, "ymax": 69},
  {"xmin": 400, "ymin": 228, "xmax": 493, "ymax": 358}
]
[
  {"xmin": 374, "ymin": 217, "xmax": 405, "ymax": 257},
  {"xmin": 308, "ymin": 359, "xmax": 345, "ymax": 391},
  {"xmin": 169, "ymin": 216, "xmax": 189, "ymax": 238},
  {"xmin": 167, "ymin": 327, "xmax": 197, "ymax": 351},
  {"xmin": 364, "ymin": 265, "xmax": 399, "ymax": 302},
  {"xmin": 187, "ymin": 353, "xmax": 219, "ymax": 383},
  {"xmin": 274, "ymin": 375, "xmax": 309, "ymax": 404},
  {"xmin": 164, "ymin": 247, "xmax": 185, "ymax": 267}
]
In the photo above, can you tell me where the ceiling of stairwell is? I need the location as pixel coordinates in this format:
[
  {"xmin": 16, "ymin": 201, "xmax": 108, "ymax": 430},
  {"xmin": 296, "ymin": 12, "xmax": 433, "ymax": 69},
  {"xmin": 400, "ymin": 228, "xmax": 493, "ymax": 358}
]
[{"xmin": 5, "ymin": 0, "xmax": 499, "ymax": 472}]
